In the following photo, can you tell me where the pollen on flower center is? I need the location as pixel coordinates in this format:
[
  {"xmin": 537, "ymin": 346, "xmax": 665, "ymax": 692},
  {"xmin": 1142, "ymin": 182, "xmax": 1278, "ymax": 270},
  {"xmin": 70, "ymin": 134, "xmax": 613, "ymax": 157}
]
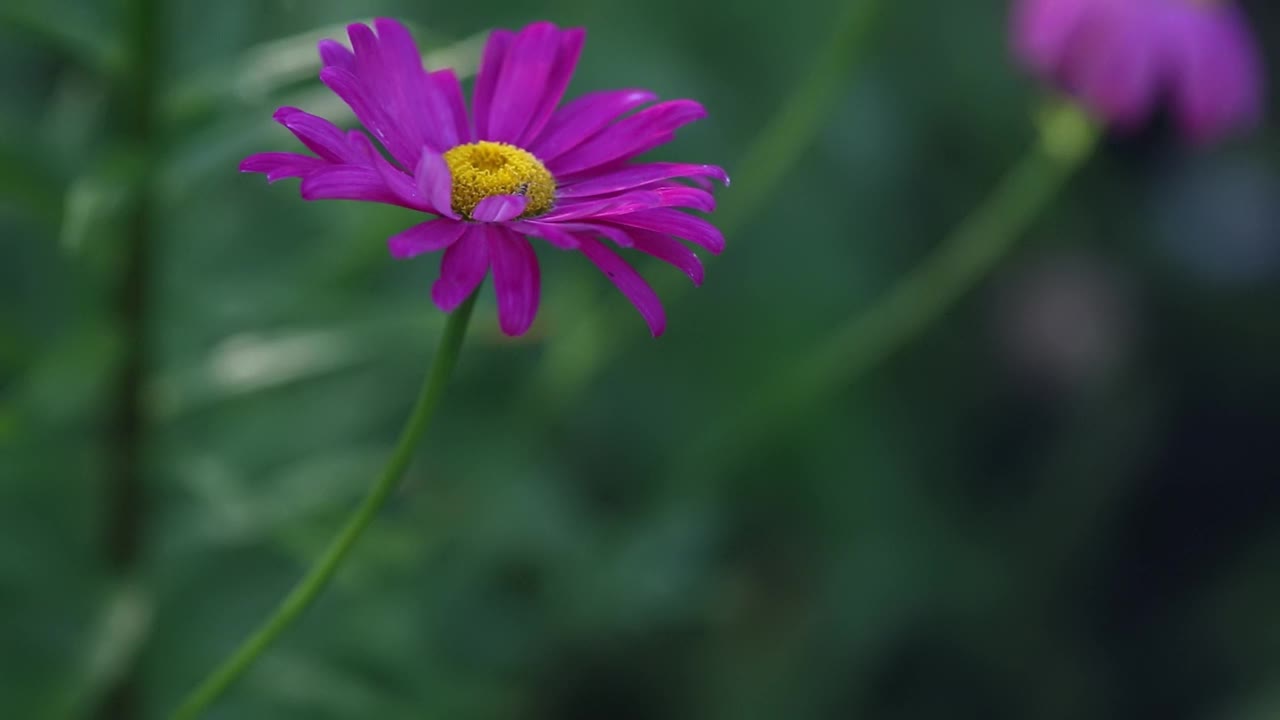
[{"xmin": 442, "ymin": 141, "xmax": 555, "ymax": 219}]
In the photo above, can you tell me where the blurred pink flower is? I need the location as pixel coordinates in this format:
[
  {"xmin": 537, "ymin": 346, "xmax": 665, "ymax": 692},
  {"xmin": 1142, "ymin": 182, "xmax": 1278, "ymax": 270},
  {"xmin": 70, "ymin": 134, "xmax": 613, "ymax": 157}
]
[
  {"xmin": 243, "ymin": 19, "xmax": 727, "ymax": 337},
  {"xmin": 1011, "ymin": 0, "xmax": 1265, "ymax": 143}
]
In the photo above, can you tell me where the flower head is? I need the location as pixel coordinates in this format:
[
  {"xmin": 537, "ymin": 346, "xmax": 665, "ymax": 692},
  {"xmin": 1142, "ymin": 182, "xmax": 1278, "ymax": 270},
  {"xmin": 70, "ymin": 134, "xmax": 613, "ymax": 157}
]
[
  {"xmin": 1011, "ymin": 0, "xmax": 1265, "ymax": 143},
  {"xmin": 242, "ymin": 19, "xmax": 727, "ymax": 337}
]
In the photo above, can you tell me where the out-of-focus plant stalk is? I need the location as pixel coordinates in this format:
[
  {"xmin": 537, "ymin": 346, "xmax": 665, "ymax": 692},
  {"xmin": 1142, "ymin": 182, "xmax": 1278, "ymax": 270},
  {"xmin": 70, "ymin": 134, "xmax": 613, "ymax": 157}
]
[
  {"xmin": 0, "ymin": 4, "xmax": 118, "ymax": 75},
  {"xmin": 526, "ymin": 0, "xmax": 884, "ymax": 419},
  {"xmin": 170, "ymin": 288, "xmax": 481, "ymax": 720},
  {"xmin": 98, "ymin": 0, "xmax": 161, "ymax": 716},
  {"xmin": 681, "ymin": 101, "xmax": 1100, "ymax": 481}
]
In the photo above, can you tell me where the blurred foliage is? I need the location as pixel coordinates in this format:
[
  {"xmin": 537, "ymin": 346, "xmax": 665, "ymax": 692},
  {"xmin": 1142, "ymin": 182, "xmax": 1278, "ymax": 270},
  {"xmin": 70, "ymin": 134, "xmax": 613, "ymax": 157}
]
[{"xmin": 2, "ymin": 0, "xmax": 1279, "ymax": 719}]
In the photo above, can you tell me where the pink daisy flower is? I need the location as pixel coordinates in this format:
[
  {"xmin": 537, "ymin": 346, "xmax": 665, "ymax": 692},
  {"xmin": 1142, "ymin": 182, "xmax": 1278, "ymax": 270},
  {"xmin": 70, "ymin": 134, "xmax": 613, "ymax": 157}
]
[
  {"xmin": 1011, "ymin": 0, "xmax": 1265, "ymax": 144},
  {"xmin": 242, "ymin": 19, "xmax": 727, "ymax": 337}
]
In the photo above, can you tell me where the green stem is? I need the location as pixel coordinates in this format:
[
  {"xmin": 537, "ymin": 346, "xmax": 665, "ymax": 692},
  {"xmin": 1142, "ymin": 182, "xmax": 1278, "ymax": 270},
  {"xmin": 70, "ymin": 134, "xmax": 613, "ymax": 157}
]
[
  {"xmin": 0, "ymin": 4, "xmax": 117, "ymax": 76},
  {"xmin": 713, "ymin": 0, "xmax": 883, "ymax": 233},
  {"xmin": 528, "ymin": 0, "xmax": 884, "ymax": 415},
  {"xmin": 683, "ymin": 102, "xmax": 1100, "ymax": 481},
  {"xmin": 98, "ymin": 0, "xmax": 160, "ymax": 716},
  {"xmin": 170, "ymin": 289, "xmax": 481, "ymax": 719},
  {"xmin": 795, "ymin": 103, "xmax": 1098, "ymax": 397}
]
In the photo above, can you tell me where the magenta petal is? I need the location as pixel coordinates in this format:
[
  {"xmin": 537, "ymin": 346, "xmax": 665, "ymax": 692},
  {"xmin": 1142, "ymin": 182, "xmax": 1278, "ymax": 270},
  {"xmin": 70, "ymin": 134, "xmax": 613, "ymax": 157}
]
[
  {"xmin": 472, "ymin": 194, "xmax": 528, "ymax": 223},
  {"xmin": 487, "ymin": 22, "xmax": 562, "ymax": 143},
  {"xmin": 432, "ymin": 229, "xmax": 490, "ymax": 312},
  {"xmin": 529, "ymin": 89, "xmax": 658, "ymax": 162},
  {"xmin": 510, "ymin": 221, "xmax": 582, "ymax": 249},
  {"xmin": 319, "ymin": 65, "xmax": 387, "ymax": 140},
  {"xmin": 1012, "ymin": 0, "xmax": 1093, "ymax": 77},
  {"xmin": 1011, "ymin": 0, "xmax": 1265, "ymax": 145},
  {"xmin": 489, "ymin": 228, "xmax": 542, "ymax": 336},
  {"xmin": 685, "ymin": 174, "xmax": 718, "ymax": 191},
  {"xmin": 472, "ymin": 29, "xmax": 514, "ymax": 141},
  {"xmin": 626, "ymin": 227, "xmax": 705, "ymax": 286},
  {"xmin": 575, "ymin": 222, "xmax": 633, "ymax": 247},
  {"xmin": 371, "ymin": 18, "xmax": 422, "ymax": 70},
  {"xmin": 1070, "ymin": 5, "xmax": 1159, "ymax": 129},
  {"xmin": 372, "ymin": 18, "xmax": 460, "ymax": 152},
  {"xmin": 558, "ymin": 162, "xmax": 729, "ymax": 198},
  {"xmin": 320, "ymin": 65, "xmax": 415, "ymax": 169},
  {"xmin": 344, "ymin": 129, "xmax": 376, "ymax": 163},
  {"xmin": 319, "ymin": 38, "xmax": 355, "ymax": 70},
  {"xmin": 273, "ymin": 107, "xmax": 358, "ymax": 163},
  {"xmin": 578, "ymin": 237, "xmax": 666, "ymax": 337},
  {"xmin": 606, "ymin": 209, "xmax": 725, "ymax": 254},
  {"xmin": 430, "ymin": 69, "xmax": 471, "ymax": 146},
  {"xmin": 344, "ymin": 24, "xmax": 411, "ymax": 158},
  {"xmin": 349, "ymin": 133, "xmax": 429, "ymax": 210},
  {"xmin": 373, "ymin": 159, "xmax": 427, "ymax": 208},
  {"xmin": 539, "ymin": 192, "xmax": 665, "ymax": 222},
  {"xmin": 518, "ymin": 28, "xmax": 585, "ymax": 147},
  {"xmin": 240, "ymin": 152, "xmax": 327, "ymax": 182},
  {"xmin": 653, "ymin": 185, "xmax": 716, "ymax": 213},
  {"xmin": 415, "ymin": 151, "xmax": 457, "ymax": 218},
  {"xmin": 548, "ymin": 100, "xmax": 708, "ymax": 177},
  {"xmin": 538, "ymin": 185, "xmax": 717, "ymax": 221},
  {"xmin": 537, "ymin": 221, "xmax": 633, "ymax": 247},
  {"xmin": 1208, "ymin": 9, "xmax": 1265, "ymax": 125},
  {"xmin": 299, "ymin": 165, "xmax": 405, "ymax": 206},
  {"xmin": 388, "ymin": 218, "xmax": 467, "ymax": 259},
  {"xmin": 1222, "ymin": 9, "xmax": 1265, "ymax": 121},
  {"xmin": 1170, "ymin": 6, "xmax": 1264, "ymax": 143},
  {"xmin": 347, "ymin": 23, "xmax": 390, "ymax": 98}
]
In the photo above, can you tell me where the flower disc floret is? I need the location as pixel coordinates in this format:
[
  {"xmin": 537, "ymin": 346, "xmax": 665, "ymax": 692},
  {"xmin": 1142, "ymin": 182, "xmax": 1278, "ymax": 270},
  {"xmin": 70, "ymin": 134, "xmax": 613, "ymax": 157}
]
[{"xmin": 443, "ymin": 141, "xmax": 555, "ymax": 219}]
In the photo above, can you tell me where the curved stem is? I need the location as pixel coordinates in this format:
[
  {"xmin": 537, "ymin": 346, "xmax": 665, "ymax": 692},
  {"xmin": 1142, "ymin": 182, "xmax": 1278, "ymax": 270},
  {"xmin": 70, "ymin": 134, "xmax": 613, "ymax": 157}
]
[
  {"xmin": 683, "ymin": 102, "xmax": 1100, "ymax": 481},
  {"xmin": 528, "ymin": 0, "xmax": 884, "ymax": 416},
  {"xmin": 171, "ymin": 289, "xmax": 481, "ymax": 719},
  {"xmin": 793, "ymin": 103, "xmax": 1099, "ymax": 399},
  {"xmin": 711, "ymin": 0, "xmax": 883, "ymax": 233}
]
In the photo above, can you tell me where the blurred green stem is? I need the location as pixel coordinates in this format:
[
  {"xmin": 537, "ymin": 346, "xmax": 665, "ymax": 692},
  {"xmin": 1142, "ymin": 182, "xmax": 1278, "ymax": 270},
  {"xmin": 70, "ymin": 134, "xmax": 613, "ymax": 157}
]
[
  {"xmin": 171, "ymin": 289, "xmax": 481, "ymax": 720},
  {"xmin": 99, "ymin": 0, "xmax": 160, "ymax": 716},
  {"xmin": 708, "ymin": 0, "xmax": 882, "ymax": 232},
  {"xmin": 682, "ymin": 102, "xmax": 1100, "ymax": 480},
  {"xmin": 0, "ymin": 4, "xmax": 117, "ymax": 75},
  {"xmin": 528, "ymin": 0, "xmax": 883, "ymax": 417}
]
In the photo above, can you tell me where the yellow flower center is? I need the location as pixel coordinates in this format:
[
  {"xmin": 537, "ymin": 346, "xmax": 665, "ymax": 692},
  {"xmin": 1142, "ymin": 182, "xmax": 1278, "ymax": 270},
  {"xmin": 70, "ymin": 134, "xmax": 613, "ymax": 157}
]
[{"xmin": 442, "ymin": 141, "xmax": 555, "ymax": 219}]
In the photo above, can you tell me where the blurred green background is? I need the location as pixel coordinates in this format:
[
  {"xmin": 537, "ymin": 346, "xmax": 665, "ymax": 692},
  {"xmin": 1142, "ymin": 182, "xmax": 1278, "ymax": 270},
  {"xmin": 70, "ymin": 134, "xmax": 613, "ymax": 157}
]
[{"xmin": 3, "ymin": 0, "xmax": 1279, "ymax": 718}]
